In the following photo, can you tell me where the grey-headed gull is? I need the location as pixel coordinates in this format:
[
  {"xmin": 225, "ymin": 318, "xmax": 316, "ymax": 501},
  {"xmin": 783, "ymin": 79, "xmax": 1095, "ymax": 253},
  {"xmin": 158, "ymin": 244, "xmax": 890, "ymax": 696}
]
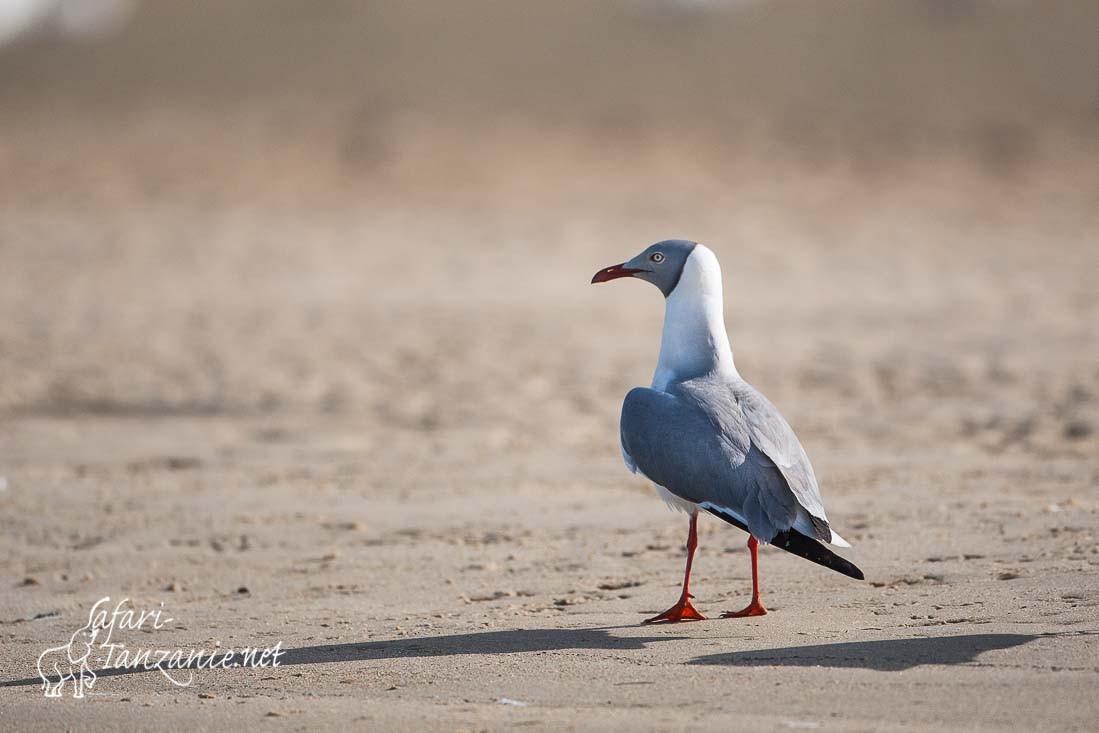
[{"xmin": 592, "ymin": 240, "xmax": 864, "ymax": 623}]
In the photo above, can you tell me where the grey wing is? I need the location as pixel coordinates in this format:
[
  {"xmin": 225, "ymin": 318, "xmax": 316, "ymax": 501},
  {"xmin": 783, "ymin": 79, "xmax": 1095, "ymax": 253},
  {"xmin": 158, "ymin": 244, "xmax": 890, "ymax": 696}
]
[
  {"xmin": 620, "ymin": 387, "xmax": 803, "ymax": 542},
  {"xmin": 732, "ymin": 382, "xmax": 829, "ymax": 524}
]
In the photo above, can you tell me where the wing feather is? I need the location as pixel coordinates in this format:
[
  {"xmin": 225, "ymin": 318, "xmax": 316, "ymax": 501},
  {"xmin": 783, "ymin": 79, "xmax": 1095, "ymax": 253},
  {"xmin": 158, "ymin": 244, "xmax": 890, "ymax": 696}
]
[
  {"xmin": 621, "ymin": 373, "xmax": 839, "ymax": 543},
  {"xmin": 734, "ymin": 383, "xmax": 830, "ymax": 523},
  {"xmin": 621, "ymin": 386, "xmax": 801, "ymax": 542}
]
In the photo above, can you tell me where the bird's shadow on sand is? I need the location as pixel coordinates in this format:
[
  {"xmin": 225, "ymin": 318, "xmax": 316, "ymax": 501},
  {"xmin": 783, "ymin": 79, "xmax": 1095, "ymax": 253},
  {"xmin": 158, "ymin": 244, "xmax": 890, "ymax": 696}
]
[
  {"xmin": 279, "ymin": 630, "xmax": 1044, "ymax": 673},
  {"xmin": 279, "ymin": 626, "xmax": 684, "ymax": 665},
  {"xmin": 0, "ymin": 628, "xmax": 1049, "ymax": 688},
  {"xmin": 688, "ymin": 633, "xmax": 1041, "ymax": 671}
]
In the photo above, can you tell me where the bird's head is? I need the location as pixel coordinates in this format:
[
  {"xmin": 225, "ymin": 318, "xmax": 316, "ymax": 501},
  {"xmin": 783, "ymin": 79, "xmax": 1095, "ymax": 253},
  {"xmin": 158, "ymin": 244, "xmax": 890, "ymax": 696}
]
[{"xmin": 591, "ymin": 240, "xmax": 698, "ymax": 297}]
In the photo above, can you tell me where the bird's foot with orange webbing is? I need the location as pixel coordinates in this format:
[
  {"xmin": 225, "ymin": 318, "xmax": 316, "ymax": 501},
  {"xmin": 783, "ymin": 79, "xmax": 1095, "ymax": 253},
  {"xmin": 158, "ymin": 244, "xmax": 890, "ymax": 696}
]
[
  {"xmin": 719, "ymin": 598, "xmax": 767, "ymax": 618},
  {"xmin": 643, "ymin": 594, "xmax": 707, "ymax": 624}
]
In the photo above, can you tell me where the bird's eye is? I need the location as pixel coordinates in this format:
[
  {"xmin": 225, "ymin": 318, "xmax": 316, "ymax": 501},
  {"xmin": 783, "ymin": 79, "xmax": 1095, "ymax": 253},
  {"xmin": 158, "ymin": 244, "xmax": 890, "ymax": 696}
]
[{"xmin": 649, "ymin": 252, "xmax": 665, "ymax": 263}]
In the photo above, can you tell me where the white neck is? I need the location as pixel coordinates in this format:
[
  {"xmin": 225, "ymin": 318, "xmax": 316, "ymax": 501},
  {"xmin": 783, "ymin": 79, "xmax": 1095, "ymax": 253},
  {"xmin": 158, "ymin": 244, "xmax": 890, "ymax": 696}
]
[{"xmin": 652, "ymin": 245, "xmax": 737, "ymax": 391}]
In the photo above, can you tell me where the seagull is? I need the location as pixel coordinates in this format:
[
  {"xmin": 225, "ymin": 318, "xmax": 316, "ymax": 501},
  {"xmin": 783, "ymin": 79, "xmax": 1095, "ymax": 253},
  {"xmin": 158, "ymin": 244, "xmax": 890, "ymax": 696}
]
[{"xmin": 592, "ymin": 240, "xmax": 864, "ymax": 623}]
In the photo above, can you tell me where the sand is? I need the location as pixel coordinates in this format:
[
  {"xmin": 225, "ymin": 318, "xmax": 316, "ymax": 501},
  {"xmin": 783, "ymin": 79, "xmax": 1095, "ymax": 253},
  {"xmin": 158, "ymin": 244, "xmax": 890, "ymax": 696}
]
[{"xmin": 1, "ymin": 2, "xmax": 1098, "ymax": 730}]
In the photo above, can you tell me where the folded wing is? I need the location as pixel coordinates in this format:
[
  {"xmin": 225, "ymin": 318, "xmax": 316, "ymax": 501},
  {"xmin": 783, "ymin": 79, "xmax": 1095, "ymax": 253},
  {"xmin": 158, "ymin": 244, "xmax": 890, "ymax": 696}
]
[{"xmin": 621, "ymin": 377, "xmax": 839, "ymax": 546}]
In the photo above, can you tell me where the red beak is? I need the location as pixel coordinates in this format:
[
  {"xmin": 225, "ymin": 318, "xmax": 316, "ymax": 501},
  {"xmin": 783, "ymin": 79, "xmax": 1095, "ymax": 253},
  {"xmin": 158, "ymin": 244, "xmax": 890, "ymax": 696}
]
[{"xmin": 591, "ymin": 263, "xmax": 644, "ymax": 284}]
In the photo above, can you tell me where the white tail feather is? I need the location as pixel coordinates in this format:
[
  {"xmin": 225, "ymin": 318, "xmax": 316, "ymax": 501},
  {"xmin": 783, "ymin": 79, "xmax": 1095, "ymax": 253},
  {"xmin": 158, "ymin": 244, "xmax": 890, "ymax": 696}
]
[{"xmin": 829, "ymin": 529, "xmax": 852, "ymax": 548}]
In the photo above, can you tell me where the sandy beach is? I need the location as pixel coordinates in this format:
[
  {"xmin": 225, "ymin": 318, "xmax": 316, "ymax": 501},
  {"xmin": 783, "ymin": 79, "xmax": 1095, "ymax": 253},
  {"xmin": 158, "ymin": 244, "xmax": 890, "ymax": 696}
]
[{"xmin": 1, "ymin": 2, "xmax": 1098, "ymax": 730}]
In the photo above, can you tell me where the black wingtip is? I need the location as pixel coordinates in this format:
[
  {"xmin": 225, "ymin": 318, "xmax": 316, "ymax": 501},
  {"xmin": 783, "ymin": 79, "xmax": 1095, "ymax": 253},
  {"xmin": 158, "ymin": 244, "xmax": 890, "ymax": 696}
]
[
  {"xmin": 705, "ymin": 507, "xmax": 865, "ymax": 580},
  {"xmin": 769, "ymin": 529, "xmax": 865, "ymax": 580}
]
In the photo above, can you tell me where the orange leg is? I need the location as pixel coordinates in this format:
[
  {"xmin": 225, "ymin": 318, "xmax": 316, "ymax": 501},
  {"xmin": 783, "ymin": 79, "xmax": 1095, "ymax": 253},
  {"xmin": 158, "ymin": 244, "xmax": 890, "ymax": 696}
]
[
  {"xmin": 720, "ymin": 535, "xmax": 768, "ymax": 618},
  {"xmin": 643, "ymin": 512, "xmax": 706, "ymax": 624}
]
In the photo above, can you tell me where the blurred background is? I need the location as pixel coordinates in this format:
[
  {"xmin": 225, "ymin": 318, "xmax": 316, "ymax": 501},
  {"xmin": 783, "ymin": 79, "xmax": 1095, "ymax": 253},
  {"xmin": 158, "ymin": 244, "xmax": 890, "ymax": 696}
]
[
  {"xmin": 0, "ymin": 0, "xmax": 1096, "ymax": 452},
  {"xmin": 2, "ymin": 6, "xmax": 1097, "ymax": 724}
]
